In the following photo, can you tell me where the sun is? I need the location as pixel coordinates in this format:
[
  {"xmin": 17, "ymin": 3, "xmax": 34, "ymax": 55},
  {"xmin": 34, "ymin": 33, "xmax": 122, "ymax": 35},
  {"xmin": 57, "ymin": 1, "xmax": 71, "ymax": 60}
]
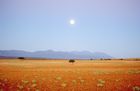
[{"xmin": 69, "ymin": 19, "xmax": 75, "ymax": 25}]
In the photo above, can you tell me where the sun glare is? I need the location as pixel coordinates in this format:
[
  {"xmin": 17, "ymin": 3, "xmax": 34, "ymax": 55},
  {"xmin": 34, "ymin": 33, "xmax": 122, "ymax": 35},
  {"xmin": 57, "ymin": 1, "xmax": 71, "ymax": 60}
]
[{"xmin": 70, "ymin": 19, "xmax": 75, "ymax": 25}]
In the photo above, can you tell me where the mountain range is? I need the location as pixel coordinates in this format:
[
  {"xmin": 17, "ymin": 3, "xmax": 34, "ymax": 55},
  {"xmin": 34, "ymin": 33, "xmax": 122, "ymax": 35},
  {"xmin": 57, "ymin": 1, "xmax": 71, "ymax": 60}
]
[{"xmin": 0, "ymin": 50, "xmax": 112, "ymax": 59}]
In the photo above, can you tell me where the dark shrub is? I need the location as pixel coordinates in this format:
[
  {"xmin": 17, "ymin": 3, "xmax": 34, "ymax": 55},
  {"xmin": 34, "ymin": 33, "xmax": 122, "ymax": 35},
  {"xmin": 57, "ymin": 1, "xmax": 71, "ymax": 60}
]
[
  {"xmin": 69, "ymin": 59, "xmax": 75, "ymax": 63},
  {"xmin": 18, "ymin": 57, "xmax": 25, "ymax": 59},
  {"xmin": 106, "ymin": 59, "xmax": 111, "ymax": 60},
  {"xmin": 90, "ymin": 58, "xmax": 93, "ymax": 60},
  {"xmin": 100, "ymin": 58, "xmax": 103, "ymax": 60}
]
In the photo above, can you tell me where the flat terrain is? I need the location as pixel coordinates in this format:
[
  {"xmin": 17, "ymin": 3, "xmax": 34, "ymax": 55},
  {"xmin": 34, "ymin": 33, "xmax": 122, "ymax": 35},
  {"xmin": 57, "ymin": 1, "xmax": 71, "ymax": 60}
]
[{"xmin": 0, "ymin": 59, "xmax": 140, "ymax": 91}]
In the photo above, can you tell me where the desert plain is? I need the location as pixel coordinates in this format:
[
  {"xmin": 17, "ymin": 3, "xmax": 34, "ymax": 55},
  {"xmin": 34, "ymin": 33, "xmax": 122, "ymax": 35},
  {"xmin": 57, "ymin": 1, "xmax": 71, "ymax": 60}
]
[{"xmin": 0, "ymin": 59, "xmax": 140, "ymax": 91}]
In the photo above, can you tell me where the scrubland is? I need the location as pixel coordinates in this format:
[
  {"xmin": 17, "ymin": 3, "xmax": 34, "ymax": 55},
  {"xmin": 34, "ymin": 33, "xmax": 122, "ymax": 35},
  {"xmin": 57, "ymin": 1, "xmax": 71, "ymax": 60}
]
[{"xmin": 0, "ymin": 59, "xmax": 140, "ymax": 91}]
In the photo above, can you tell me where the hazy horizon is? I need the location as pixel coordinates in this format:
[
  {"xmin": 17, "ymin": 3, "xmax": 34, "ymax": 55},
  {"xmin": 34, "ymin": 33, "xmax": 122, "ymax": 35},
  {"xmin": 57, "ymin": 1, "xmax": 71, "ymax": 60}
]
[{"xmin": 0, "ymin": 0, "xmax": 140, "ymax": 58}]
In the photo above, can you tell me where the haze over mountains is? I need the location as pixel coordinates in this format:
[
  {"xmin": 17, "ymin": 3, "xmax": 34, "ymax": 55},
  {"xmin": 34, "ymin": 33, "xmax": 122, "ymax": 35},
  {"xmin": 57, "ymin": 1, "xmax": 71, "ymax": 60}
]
[{"xmin": 0, "ymin": 50, "xmax": 112, "ymax": 59}]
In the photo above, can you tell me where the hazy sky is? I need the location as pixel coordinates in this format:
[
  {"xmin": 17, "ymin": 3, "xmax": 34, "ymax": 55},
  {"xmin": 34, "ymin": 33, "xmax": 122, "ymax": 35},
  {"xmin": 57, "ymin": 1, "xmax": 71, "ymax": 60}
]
[{"xmin": 0, "ymin": 0, "xmax": 140, "ymax": 58}]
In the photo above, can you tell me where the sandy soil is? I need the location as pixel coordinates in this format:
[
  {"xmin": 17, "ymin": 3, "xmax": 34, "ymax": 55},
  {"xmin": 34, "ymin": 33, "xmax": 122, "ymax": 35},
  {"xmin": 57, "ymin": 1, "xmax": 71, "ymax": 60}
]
[{"xmin": 0, "ymin": 59, "xmax": 140, "ymax": 91}]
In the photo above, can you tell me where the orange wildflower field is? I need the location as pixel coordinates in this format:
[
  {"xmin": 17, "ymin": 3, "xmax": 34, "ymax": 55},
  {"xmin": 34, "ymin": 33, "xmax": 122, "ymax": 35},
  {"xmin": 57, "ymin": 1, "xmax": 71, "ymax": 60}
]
[{"xmin": 0, "ymin": 59, "xmax": 140, "ymax": 91}]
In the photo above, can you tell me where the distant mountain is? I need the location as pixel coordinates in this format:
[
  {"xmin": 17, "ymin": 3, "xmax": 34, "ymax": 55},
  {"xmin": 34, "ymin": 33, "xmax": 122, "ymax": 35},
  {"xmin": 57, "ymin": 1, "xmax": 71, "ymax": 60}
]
[
  {"xmin": 0, "ymin": 56, "xmax": 16, "ymax": 59},
  {"xmin": 0, "ymin": 50, "xmax": 113, "ymax": 59}
]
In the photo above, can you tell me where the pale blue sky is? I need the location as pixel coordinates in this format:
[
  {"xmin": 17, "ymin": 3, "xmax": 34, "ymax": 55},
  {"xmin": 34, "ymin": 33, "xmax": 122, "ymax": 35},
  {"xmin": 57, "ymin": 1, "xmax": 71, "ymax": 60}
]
[{"xmin": 0, "ymin": 0, "xmax": 140, "ymax": 58}]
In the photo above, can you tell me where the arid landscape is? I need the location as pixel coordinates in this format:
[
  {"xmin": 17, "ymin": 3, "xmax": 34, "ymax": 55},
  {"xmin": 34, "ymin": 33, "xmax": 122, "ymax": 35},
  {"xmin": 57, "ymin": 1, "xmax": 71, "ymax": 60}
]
[
  {"xmin": 0, "ymin": 59, "xmax": 140, "ymax": 91},
  {"xmin": 1, "ymin": 0, "xmax": 140, "ymax": 91}
]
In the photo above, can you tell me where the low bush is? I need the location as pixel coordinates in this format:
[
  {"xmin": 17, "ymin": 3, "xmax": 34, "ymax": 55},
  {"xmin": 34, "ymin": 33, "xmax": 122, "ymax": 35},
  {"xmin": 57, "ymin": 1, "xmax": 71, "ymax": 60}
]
[
  {"xmin": 17, "ymin": 57, "xmax": 25, "ymax": 59},
  {"xmin": 69, "ymin": 59, "xmax": 75, "ymax": 63}
]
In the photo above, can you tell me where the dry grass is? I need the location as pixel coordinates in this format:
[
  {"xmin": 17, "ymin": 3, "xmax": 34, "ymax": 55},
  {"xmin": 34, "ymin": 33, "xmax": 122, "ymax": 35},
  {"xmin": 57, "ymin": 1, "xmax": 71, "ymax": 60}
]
[{"xmin": 0, "ymin": 59, "xmax": 140, "ymax": 91}]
